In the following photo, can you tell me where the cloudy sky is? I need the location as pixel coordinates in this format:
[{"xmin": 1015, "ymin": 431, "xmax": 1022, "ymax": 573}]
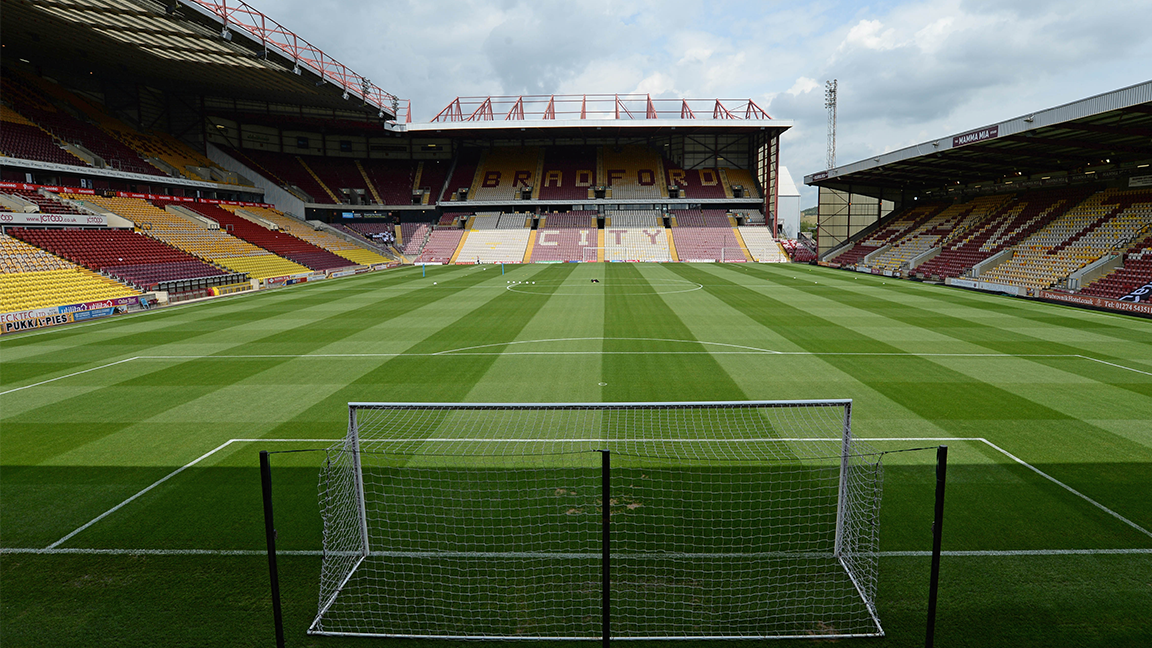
[{"xmin": 255, "ymin": 0, "xmax": 1152, "ymax": 206}]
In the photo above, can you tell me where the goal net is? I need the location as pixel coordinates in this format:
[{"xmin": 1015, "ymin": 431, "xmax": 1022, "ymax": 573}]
[
  {"xmin": 581, "ymin": 246, "xmax": 603, "ymax": 262},
  {"xmin": 310, "ymin": 401, "xmax": 883, "ymax": 640}
]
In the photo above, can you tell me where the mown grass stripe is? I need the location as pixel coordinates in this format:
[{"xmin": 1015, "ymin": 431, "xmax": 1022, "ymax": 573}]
[
  {"xmin": 601, "ymin": 264, "xmax": 747, "ymax": 402},
  {"xmin": 738, "ymin": 264, "xmax": 1152, "ymax": 400},
  {"xmin": 0, "ymin": 267, "xmax": 446, "ymax": 387},
  {"xmin": 664, "ymin": 263, "xmax": 1152, "ymax": 540}
]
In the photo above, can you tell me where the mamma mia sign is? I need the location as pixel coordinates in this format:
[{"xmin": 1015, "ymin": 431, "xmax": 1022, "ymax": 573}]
[{"xmin": 953, "ymin": 125, "xmax": 999, "ymax": 147}]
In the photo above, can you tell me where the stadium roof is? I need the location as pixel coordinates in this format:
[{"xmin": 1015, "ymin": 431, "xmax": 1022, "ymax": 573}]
[
  {"xmin": 404, "ymin": 118, "xmax": 789, "ymax": 139},
  {"xmin": 804, "ymin": 81, "xmax": 1152, "ymax": 199},
  {"xmin": 404, "ymin": 94, "xmax": 789, "ymax": 138},
  {"xmin": 1, "ymin": 0, "xmax": 398, "ymax": 120}
]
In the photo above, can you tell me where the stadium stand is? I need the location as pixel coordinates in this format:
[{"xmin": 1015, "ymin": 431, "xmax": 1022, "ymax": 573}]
[
  {"xmin": 671, "ymin": 209, "xmax": 732, "ymax": 227},
  {"xmin": 456, "ymin": 229, "xmax": 531, "ymax": 264},
  {"xmin": 538, "ymin": 147, "xmax": 598, "ymax": 200},
  {"xmin": 3, "ymin": 73, "xmax": 165, "ymax": 176},
  {"xmin": 602, "ymin": 145, "xmax": 664, "ymax": 200},
  {"xmin": 470, "ymin": 147, "xmax": 540, "ymax": 201},
  {"xmin": 530, "ymin": 227, "xmax": 597, "ymax": 263},
  {"xmin": 223, "ymin": 147, "xmax": 335, "ymax": 204},
  {"xmin": 348, "ymin": 222, "xmax": 397, "ymax": 238},
  {"xmin": 334, "ymin": 223, "xmax": 382, "ymax": 247},
  {"xmin": 219, "ymin": 205, "xmax": 390, "ymax": 266},
  {"xmin": 444, "ymin": 149, "xmax": 481, "ymax": 202},
  {"xmin": 979, "ymin": 188, "xmax": 1152, "ymax": 291},
  {"xmin": 607, "ymin": 210, "xmax": 662, "ymax": 227},
  {"xmin": 0, "ymin": 105, "xmax": 88, "ymax": 166},
  {"xmin": 496, "ymin": 213, "xmax": 529, "ymax": 229},
  {"xmin": 360, "ymin": 159, "xmax": 420, "ymax": 205},
  {"xmin": 469, "ymin": 213, "xmax": 502, "ymax": 230},
  {"xmin": 172, "ymin": 202, "xmax": 354, "ymax": 271},
  {"xmin": 540, "ymin": 211, "xmax": 596, "ymax": 228},
  {"xmin": 416, "ymin": 228, "xmax": 464, "ymax": 264},
  {"xmin": 738, "ymin": 226, "xmax": 789, "ymax": 262},
  {"xmin": 827, "ymin": 202, "xmax": 947, "ymax": 266},
  {"xmin": 867, "ymin": 195, "xmax": 1012, "ymax": 273},
  {"xmin": 604, "ymin": 227, "xmax": 672, "ymax": 262},
  {"xmin": 722, "ymin": 168, "xmax": 761, "ymax": 199},
  {"xmin": 666, "ymin": 165, "xmax": 727, "ymax": 199},
  {"xmin": 784, "ymin": 240, "xmax": 817, "ymax": 263},
  {"xmin": 670, "ymin": 227, "xmax": 745, "ymax": 262},
  {"xmin": 8, "ymin": 227, "xmax": 238, "ymax": 292},
  {"xmin": 292, "ymin": 156, "xmax": 367, "ymax": 204},
  {"xmin": 106, "ymin": 127, "xmax": 230, "ymax": 183},
  {"xmin": 4, "ymin": 188, "xmax": 87, "ymax": 215},
  {"xmin": 913, "ymin": 189, "xmax": 1091, "ymax": 279},
  {"xmin": 64, "ymin": 194, "xmax": 309, "ymax": 280},
  {"xmin": 733, "ymin": 209, "xmax": 766, "ymax": 225},
  {"xmin": 399, "ymin": 224, "xmax": 429, "ymax": 257},
  {"xmin": 1080, "ymin": 235, "xmax": 1152, "ymax": 300},
  {"xmin": 1, "ymin": 234, "xmax": 141, "ymax": 312},
  {"xmin": 394, "ymin": 222, "xmax": 424, "ymax": 251},
  {"xmin": 416, "ymin": 160, "xmax": 451, "ymax": 205}
]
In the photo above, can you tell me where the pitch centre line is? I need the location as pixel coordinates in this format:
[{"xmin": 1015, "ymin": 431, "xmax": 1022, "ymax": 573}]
[{"xmin": 432, "ymin": 337, "xmax": 783, "ymax": 356}]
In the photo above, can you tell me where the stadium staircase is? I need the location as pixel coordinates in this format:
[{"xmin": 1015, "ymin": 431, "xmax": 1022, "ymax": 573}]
[
  {"xmin": 355, "ymin": 160, "xmax": 385, "ymax": 204},
  {"xmin": 296, "ymin": 156, "xmax": 342, "ymax": 203}
]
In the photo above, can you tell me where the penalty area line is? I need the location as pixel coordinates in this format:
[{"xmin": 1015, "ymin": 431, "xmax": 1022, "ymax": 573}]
[{"xmin": 0, "ymin": 357, "xmax": 139, "ymax": 396}]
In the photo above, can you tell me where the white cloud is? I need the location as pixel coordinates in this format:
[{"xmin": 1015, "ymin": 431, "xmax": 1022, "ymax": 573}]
[
  {"xmin": 787, "ymin": 77, "xmax": 819, "ymax": 96},
  {"xmin": 840, "ymin": 19, "xmax": 898, "ymax": 51},
  {"xmin": 635, "ymin": 72, "xmax": 678, "ymax": 96}
]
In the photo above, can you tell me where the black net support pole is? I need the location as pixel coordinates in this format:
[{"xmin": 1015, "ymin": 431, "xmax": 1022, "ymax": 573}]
[
  {"xmin": 601, "ymin": 449, "xmax": 611, "ymax": 648},
  {"xmin": 925, "ymin": 445, "xmax": 948, "ymax": 648},
  {"xmin": 260, "ymin": 450, "xmax": 286, "ymax": 648}
]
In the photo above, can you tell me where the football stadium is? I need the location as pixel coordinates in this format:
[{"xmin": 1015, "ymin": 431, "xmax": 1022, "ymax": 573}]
[{"xmin": 1, "ymin": 1, "xmax": 1150, "ymax": 646}]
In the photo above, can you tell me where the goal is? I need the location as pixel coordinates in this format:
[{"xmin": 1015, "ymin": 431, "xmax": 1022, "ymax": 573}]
[
  {"xmin": 582, "ymin": 246, "xmax": 603, "ymax": 262},
  {"xmin": 310, "ymin": 401, "xmax": 884, "ymax": 640}
]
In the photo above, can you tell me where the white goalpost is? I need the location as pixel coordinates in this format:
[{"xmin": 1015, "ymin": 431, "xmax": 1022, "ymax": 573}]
[{"xmin": 310, "ymin": 401, "xmax": 884, "ymax": 640}]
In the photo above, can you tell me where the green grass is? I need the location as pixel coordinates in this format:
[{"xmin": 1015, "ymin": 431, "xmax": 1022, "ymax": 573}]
[{"xmin": 1, "ymin": 262, "xmax": 1150, "ymax": 646}]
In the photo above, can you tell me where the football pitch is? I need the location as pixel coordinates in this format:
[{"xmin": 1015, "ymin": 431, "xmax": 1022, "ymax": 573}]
[{"xmin": 1, "ymin": 261, "xmax": 1150, "ymax": 647}]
